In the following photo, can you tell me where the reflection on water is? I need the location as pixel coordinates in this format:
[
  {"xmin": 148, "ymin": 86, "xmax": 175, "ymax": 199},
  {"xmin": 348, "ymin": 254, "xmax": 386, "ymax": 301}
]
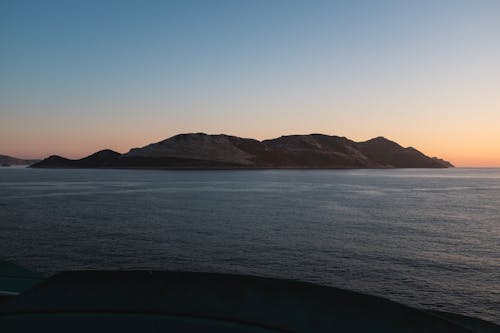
[{"xmin": 0, "ymin": 167, "xmax": 499, "ymax": 324}]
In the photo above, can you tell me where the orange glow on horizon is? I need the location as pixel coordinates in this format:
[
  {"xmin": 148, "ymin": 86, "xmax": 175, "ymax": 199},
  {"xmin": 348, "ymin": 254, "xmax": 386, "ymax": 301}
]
[{"xmin": 2, "ymin": 130, "xmax": 499, "ymax": 168}]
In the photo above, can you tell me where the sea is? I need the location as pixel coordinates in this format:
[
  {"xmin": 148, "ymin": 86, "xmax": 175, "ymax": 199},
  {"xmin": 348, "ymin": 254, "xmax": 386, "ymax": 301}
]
[{"xmin": 0, "ymin": 167, "xmax": 499, "ymax": 324}]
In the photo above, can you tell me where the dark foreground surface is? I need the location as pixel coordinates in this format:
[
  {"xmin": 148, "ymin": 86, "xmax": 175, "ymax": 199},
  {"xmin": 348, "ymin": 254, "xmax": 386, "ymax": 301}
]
[{"xmin": 1, "ymin": 270, "xmax": 498, "ymax": 333}]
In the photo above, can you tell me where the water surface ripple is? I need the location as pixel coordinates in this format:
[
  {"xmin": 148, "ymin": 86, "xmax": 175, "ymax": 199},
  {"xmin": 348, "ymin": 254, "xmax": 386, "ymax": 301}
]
[{"xmin": 1, "ymin": 168, "xmax": 499, "ymax": 324}]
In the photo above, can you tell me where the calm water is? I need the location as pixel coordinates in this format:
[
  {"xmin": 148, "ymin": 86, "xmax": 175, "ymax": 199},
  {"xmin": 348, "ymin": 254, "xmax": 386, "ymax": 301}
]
[{"xmin": 0, "ymin": 167, "xmax": 499, "ymax": 323}]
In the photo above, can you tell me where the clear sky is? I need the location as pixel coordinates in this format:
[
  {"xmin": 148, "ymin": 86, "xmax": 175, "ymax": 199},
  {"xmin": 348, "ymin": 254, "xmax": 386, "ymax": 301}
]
[{"xmin": 1, "ymin": 0, "xmax": 499, "ymax": 166}]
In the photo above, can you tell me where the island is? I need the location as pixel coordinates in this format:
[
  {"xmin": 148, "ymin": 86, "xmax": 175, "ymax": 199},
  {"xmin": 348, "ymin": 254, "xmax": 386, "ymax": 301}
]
[{"xmin": 31, "ymin": 133, "xmax": 453, "ymax": 169}]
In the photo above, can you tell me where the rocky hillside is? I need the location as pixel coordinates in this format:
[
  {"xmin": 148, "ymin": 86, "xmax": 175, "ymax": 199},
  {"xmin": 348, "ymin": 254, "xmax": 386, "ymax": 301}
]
[{"xmin": 31, "ymin": 133, "xmax": 453, "ymax": 169}]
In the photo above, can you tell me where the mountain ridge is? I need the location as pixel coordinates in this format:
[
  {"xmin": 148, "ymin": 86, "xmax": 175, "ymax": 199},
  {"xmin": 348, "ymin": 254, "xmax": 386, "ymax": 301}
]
[{"xmin": 31, "ymin": 133, "xmax": 453, "ymax": 169}]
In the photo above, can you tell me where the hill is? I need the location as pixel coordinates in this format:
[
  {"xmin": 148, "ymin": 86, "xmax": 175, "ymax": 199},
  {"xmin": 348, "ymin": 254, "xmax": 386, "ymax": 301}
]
[
  {"xmin": 31, "ymin": 133, "xmax": 453, "ymax": 169},
  {"xmin": 0, "ymin": 155, "xmax": 40, "ymax": 166}
]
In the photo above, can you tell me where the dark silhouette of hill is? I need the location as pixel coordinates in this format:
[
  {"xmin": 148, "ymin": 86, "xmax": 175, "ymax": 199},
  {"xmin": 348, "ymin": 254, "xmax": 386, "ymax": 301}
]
[
  {"xmin": 356, "ymin": 137, "xmax": 451, "ymax": 168},
  {"xmin": 31, "ymin": 133, "xmax": 453, "ymax": 169},
  {"xmin": 32, "ymin": 150, "xmax": 121, "ymax": 168},
  {"xmin": 0, "ymin": 155, "xmax": 40, "ymax": 166}
]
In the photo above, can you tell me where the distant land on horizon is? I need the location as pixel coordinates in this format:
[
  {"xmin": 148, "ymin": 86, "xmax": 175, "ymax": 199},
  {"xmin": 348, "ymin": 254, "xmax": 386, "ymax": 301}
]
[
  {"xmin": 0, "ymin": 155, "xmax": 40, "ymax": 167},
  {"xmin": 30, "ymin": 133, "xmax": 453, "ymax": 169}
]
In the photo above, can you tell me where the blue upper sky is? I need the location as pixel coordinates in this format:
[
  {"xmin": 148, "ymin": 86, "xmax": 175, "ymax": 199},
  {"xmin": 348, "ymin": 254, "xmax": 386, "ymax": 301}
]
[{"xmin": 1, "ymin": 0, "xmax": 499, "ymax": 166}]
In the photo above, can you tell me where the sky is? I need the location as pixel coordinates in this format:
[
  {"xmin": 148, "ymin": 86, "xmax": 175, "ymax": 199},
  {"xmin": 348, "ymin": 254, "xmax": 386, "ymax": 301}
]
[{"xmin": 1, "ymin": 0, "xmax": 499, "ymax": 166}]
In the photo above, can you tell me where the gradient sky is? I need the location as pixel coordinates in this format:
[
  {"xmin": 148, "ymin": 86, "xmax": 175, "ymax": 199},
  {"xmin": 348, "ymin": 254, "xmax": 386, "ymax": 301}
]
[{"xmin": 1, "ymin": 0, "xmax": 499, "ymax": 166}]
